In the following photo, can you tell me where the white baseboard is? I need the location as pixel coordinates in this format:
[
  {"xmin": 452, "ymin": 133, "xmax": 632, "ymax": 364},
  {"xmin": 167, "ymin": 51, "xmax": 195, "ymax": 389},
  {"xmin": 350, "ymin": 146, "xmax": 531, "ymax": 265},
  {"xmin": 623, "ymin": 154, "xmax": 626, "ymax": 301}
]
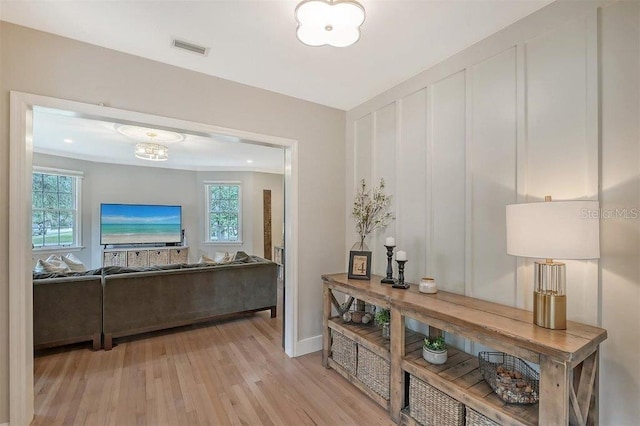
[
  {"xmin": 295, "ymin": 334, "xmax": 322, "ymax": 356},
  {"xmin": 1, "ymin": 422, "xmax": 9, "ymax": 426}
]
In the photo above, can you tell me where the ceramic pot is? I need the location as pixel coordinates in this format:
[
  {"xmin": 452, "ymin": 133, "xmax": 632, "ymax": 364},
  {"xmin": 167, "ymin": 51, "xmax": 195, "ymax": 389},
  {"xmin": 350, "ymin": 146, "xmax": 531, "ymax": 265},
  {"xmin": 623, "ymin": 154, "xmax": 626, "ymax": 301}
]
[
  {"xmin": 423, "ymin": 347, "xmax": 448, "ymax": 364},
  {"xmin": 419, "ymin": 277, "xmax": 437, "ymax": 294}
]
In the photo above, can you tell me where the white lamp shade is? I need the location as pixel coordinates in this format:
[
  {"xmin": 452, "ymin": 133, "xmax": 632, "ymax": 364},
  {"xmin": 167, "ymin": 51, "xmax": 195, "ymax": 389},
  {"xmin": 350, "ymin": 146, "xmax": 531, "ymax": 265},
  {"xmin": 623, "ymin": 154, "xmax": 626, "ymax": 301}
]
[{"xmin": 506, "ymin": 200, "xmax": 600, "ymax": 260}]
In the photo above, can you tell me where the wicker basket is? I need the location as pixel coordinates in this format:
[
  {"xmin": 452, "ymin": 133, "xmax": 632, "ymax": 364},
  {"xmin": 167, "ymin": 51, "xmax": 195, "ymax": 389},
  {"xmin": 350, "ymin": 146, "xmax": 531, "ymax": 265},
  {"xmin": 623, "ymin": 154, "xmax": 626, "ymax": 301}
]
[
  {"xmin": 478, "ymin": 352, "xmax": 539, "ymax": 404},
  {"xmin": 409, "ymin": 375, "xmax": 465, "ymax": 426},
  {"xmin": 356, "ymin": 345, "xmax": 390, "ymax": 400},
  {"xmin": 465, "ymin": 408, "xmax": 499, "ymax": 426},
  {"xmin": 331, "ymin": 330, "xmax": 357, "ymax": 375}
]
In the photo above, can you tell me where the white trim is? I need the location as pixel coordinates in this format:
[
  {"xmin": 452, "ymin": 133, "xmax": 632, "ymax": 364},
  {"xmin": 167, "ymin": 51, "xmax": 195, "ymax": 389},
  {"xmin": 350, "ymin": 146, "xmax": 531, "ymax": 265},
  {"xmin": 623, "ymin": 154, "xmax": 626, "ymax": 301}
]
[
  {"xmin": 9, "ymin": 91, "xmax": 35, "ymax": 426},
  {"xmin": 9, "ymin": 92, "xmax": 301, "ymax": 425},
  {"xmin": 294, "ymin": 334, "xmax": 322, "ymax": 356},
  {"xmin": 32, "ymin": 166, "xmax": 84, "ymax": 178},
  {"xmin": 32, "ymin": 246, "xmax": 85, "ymax": 253}
]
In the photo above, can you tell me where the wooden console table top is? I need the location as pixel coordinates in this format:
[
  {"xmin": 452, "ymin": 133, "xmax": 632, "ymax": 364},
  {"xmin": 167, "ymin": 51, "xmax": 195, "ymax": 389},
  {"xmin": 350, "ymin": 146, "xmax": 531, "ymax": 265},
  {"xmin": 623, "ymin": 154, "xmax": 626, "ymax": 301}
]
[{"xmin": 322, "ymin": 273, "xmax": 607, "ymax": 365}]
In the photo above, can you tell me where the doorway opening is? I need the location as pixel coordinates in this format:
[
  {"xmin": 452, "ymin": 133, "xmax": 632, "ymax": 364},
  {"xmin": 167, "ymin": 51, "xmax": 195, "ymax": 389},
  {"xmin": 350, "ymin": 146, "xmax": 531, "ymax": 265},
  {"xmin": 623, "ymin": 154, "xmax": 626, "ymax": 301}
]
[{"xmin": 9, "ymin": 92, "xmax": 299, "ymax": 425}]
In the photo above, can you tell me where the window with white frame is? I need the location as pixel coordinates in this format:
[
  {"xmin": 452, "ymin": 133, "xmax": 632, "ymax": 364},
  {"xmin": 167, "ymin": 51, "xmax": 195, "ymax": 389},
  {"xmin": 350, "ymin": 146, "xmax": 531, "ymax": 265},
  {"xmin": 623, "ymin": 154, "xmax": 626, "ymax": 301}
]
[
  {"xmin": 32, "ymin": 168, "xmax": 83, "ymax": 249},
  {"xmin": 205, "ymin": 182, "xmax": 242, "ymax": 243}
]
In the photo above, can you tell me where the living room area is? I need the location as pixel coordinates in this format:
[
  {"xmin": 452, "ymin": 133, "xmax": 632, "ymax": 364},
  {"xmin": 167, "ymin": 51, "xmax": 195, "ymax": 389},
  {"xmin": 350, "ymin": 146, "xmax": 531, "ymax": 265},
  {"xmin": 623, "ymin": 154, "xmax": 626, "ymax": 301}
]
[{"xmin": 1, "ymin": 0, "xmax": 640, "ymax": 425}]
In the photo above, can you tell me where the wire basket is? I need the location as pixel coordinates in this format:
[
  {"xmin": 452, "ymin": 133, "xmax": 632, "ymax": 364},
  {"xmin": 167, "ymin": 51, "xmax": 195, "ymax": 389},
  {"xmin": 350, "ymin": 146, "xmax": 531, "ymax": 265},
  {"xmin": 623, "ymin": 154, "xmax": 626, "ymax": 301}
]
[{"xmin": 478, "ymin": 352, "xmax": 539, "ymax": 404}]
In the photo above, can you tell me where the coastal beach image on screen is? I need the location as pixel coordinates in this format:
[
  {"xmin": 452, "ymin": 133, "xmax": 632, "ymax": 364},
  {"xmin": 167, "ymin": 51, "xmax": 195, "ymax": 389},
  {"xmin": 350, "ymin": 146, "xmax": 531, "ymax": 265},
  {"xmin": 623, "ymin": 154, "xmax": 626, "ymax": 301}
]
[{"xmin": 100, "ymin": 204, "xmax": 182, "ymax": 245}]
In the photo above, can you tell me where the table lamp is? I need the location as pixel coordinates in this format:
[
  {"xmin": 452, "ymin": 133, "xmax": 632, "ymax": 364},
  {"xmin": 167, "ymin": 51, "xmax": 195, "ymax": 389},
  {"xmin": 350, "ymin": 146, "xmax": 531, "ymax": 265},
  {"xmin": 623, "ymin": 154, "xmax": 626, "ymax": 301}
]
[{"xmin": 506, "ymin": 196, "xmax": 600, "ymax": 329}]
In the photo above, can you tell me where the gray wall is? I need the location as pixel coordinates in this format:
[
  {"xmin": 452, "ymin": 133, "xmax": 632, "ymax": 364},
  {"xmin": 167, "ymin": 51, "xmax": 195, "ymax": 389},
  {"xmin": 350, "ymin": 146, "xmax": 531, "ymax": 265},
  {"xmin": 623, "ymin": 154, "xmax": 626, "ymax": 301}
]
[
  {"xmin": 0, "ymin": 21, "xmax": 346, "ymax": 421},
  {"xmin": 32, "ymin": 153, "xmax": 283, "ymax": 269}
]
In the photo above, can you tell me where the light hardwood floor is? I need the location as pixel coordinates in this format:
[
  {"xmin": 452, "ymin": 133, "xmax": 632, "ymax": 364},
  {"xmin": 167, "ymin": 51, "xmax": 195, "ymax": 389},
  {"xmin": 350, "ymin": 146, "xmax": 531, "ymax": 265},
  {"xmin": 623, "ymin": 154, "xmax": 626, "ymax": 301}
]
[{"xmin": 32, "ymin": 311, "xmax": 394, "ymax": 426}]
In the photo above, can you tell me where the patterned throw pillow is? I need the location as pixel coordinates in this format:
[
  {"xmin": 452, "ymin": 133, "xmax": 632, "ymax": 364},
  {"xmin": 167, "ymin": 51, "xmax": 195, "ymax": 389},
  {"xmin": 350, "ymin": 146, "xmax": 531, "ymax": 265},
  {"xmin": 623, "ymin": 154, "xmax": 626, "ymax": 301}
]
[
  {"xmin": 198, "ymin": 254, "xmax": 218, "ymax": 264},
  {"xmin": 34, "ymin": 258, "xmax": 71, "ymax": 274},
  {"xmin": 63, "ymin": 253, "xmax": 86, "ymax": 272}
]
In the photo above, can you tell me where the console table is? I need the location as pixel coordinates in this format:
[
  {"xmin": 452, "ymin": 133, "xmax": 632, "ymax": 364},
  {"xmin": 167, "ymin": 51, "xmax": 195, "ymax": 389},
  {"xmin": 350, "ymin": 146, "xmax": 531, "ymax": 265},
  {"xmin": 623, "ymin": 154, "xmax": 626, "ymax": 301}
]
[{"xmin": 322, "ymin": 273, "xmax": 607, "ymax": 425}]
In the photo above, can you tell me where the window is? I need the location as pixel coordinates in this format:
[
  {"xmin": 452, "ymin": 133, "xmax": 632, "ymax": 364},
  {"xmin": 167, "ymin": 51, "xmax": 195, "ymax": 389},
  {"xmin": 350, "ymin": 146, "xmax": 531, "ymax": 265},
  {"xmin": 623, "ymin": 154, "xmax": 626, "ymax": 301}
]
[
  {"xmin": 32, "ymin": 168, "xmax": 82, "ymax": 249},
  {"xmin": 205, "ymin": 182, "xmax": 241, "ymax": 243}
]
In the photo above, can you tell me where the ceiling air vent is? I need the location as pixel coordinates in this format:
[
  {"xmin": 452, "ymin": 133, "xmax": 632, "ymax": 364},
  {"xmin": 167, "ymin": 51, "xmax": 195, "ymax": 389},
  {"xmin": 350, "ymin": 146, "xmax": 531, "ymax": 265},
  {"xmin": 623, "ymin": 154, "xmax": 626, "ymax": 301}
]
[{"xmin": 171, "ymin": 39, "xmax": 209, "ymax": 56}]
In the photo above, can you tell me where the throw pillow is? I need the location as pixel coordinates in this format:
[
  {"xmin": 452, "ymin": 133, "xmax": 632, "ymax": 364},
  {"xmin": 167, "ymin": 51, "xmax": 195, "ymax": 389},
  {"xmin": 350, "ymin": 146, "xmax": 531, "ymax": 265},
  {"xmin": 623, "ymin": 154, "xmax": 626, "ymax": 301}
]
[
  {"xmin": 214, "ymin": 251, "xmax": 227, "ymax": 262},
  {"xmin": 34, "ymin": 258, "xmax": 71, "ymax": 274},
  {"xmin": 213, "ymin": 251, "xmax": 236, "ymax": 263},
  {"xmin": 63, "ymin": 253, "xmax": 86, "ymax": 272},
  {"xmin": 198, "ymin": 254, "xmax": 219, "ymax": 265}
]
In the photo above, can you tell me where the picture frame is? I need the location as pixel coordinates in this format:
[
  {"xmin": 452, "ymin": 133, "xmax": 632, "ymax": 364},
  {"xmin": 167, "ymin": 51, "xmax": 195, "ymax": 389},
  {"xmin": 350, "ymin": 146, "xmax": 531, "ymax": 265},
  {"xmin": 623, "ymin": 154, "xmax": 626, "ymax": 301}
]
[{"xmin": 348, "ymin": 250, "xmax": 372, "ymax": 280}]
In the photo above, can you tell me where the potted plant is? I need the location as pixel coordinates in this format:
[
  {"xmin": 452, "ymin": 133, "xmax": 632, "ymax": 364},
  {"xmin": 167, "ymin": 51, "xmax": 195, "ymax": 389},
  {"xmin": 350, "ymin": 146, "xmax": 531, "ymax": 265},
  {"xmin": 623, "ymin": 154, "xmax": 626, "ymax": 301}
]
[
  {"xmin": 423, "ymin": 335, "xmax": 448, "ymax": 364},
  {"xmin": 375, "ymin": 308, "xmax": 391, "ymax": 339}
]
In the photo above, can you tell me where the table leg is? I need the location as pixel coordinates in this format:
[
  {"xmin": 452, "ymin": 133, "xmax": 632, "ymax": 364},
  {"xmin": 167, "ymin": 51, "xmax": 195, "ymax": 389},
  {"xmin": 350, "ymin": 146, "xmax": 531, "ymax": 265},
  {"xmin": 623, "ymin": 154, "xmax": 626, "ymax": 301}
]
[{"xmin": 322, "ymin": 284, "xmax": 331, "ymax": 368}]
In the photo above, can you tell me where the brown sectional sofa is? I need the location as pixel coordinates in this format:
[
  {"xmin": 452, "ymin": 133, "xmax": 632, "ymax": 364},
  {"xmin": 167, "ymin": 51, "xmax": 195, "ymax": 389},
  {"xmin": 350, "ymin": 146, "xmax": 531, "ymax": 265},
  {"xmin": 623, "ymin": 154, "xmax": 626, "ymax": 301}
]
[
  {"xmin": 33, "ymin": 275, "xmax": 103, "ymax": 350},
  {"xmin": 32, "ymin": 253, "xmax": 278, "ymax": 351},
  {"xmin": 102, "ymin": 258, "xmax": 277, "ymax": 350}
]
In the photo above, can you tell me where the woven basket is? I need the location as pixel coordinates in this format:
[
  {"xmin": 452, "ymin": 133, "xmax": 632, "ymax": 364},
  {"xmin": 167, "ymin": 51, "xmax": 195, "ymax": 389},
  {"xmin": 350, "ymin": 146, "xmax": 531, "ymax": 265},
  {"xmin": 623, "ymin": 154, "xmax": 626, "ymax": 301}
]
[
  {"xmin": 465, "ymin": 408, "xmax": 499, "ymax": 426},
  {"xmin": 478, "ymin": 352, "xmax": 539, "ymax": 404},
  {"xmin": 356, "ymin": 345, "xmax": 390, "ymax": 399},
  {"xmin": 331, "ymin": 330, "xmax": 357, "ymax": 375},
  {"xmin": 409, "ymin": 375, "xmax": 464, "ymax": 426}
]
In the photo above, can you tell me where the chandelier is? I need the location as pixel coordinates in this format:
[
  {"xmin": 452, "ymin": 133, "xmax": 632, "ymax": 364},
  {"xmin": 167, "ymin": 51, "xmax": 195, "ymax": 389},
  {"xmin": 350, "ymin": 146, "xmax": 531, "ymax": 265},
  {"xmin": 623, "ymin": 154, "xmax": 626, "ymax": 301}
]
[
  {"xmin": 134, "ymin": 142, "xmax": 169, "ymax": 161},
  {"xmin": 117, "ymin": 125, "xmax": 183, "ymax": 162},
  {"xmin": 295, "ymin": 0, "xmax": 365, "ymax": 47}
]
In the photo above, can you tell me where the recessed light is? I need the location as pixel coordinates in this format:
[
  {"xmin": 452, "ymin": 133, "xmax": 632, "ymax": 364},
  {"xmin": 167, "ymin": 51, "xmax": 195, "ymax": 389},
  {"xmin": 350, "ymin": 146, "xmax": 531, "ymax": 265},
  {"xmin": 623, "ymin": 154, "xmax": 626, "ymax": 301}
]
[
  {"xmin": 247, "ymin": 159, "xmax": 254, "ymax": 164},
  {"xmin": 63, "ymin": 138, "xmax": 73, "ymax": 143}
]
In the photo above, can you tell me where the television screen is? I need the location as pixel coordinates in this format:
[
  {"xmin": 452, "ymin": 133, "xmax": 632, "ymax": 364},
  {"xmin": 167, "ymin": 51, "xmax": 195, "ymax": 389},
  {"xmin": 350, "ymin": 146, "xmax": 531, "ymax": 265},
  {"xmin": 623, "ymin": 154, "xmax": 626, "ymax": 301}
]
[{"xmin": 100, "ymin": 203, "xmax": 182, "ymax": 245}]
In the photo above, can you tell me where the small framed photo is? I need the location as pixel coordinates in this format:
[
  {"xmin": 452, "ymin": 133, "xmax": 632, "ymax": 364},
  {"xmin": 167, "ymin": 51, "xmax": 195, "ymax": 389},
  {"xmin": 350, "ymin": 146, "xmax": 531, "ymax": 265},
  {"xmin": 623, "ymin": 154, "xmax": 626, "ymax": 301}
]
[{"xmin": 348, "ymin": 250, "xmax": 372, "ymax": 280}]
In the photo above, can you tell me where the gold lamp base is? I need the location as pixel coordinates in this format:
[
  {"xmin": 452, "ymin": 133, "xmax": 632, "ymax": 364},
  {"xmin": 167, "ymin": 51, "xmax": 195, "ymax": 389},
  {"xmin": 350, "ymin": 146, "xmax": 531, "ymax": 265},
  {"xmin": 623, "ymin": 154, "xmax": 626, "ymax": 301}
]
[{"xmin": 533, "ymin": 291, "xmax": 566, "ymax": 330}]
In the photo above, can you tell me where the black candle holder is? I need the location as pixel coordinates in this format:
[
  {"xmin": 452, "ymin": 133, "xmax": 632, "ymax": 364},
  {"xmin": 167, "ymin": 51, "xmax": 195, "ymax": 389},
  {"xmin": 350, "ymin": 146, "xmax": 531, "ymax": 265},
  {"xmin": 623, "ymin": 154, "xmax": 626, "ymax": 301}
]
[
  {"xmin": 392, "ymin": 260, "xmax": 409, "ymax": 289},
  {"xmin": 381, "ymin": 245, "xmax": 396, "ymax": 284}
]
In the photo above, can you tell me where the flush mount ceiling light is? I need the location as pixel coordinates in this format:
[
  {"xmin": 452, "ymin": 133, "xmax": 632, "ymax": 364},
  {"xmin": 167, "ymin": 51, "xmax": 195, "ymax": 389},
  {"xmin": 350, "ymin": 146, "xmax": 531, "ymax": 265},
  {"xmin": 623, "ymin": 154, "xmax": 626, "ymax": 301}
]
[
  {"xmin": 117, "ymin": 125, "xmax": 184, "ymax": 143},
  {"xmin": 295, "ymin": 0, "xmax": 365, "ymax": 47},
  {"xmin": 135, "ymin": 142, "xmax": 169, "ymax": 161}
]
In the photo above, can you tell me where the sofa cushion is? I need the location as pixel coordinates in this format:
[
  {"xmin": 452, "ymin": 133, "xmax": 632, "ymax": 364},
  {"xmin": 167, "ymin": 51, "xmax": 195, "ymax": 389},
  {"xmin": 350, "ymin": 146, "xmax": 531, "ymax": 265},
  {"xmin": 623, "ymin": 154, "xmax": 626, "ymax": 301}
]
[
  {"xmin": 32, "ymin": 268, "xmax": 103, "ymax": 280},
  {"xmin": 101, "ymin": 264, "xmax": 182, "ymax": 276}
]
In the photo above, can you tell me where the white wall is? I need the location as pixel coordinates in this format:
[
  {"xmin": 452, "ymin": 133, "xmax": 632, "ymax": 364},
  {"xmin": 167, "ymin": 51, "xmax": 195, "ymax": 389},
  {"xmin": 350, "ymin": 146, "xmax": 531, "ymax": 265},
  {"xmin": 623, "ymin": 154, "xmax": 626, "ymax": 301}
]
[
  {"xmin": 31, "ymin": 153, "xmax": 283, "ymax": 269},
  {"xmin": 0, "ymin": 22, "xmax": 346, "ymax": 422},
  {"xmin": 346, "ymin": 1, "xmax": 639, "ymax": 424}
]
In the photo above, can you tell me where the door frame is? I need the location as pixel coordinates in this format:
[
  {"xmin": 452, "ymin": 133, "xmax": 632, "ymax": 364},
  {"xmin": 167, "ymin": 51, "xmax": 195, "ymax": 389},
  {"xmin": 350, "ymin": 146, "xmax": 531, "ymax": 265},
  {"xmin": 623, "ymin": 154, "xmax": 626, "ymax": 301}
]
[{"xmin": 9, "ymin": 91, "xmax": 300, "ymax": 425}]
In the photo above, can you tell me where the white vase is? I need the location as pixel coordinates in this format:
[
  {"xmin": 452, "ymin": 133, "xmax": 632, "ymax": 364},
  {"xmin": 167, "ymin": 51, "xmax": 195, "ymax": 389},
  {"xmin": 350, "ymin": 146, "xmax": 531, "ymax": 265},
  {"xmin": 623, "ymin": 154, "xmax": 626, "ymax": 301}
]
[{"xmin": 423, "ymin": 347, "xmax": 448, "ymax": 364}]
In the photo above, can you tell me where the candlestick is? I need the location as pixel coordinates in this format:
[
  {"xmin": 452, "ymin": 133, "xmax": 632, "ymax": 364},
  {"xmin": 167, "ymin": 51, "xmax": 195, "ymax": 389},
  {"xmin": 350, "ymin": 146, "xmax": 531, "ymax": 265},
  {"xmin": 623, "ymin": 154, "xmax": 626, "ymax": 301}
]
[
  {"xmin": 385, "ymin": 236, "xmax": 395, "ymax": 247},
  {"xmin": 396, "ymin": 250, "xmax": 407, "ymax": 261},
  {"xmin": 392, "ymin": 260, "xmax": 409, "ymax": 289},
  {"xmin": 381, "ymin": 245, "xmax": 396, "ymax": 284}
]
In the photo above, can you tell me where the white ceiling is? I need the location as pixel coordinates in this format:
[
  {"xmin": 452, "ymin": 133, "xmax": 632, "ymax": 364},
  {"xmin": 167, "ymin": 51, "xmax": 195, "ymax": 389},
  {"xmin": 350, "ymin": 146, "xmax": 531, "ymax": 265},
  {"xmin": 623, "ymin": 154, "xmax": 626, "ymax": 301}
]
[
  {"xmin": 1, "ymin": 0, "xmax": 552, "ymax": 110},
  {"xmin": 33, "ymin": 109, "xmax": 285, "ymax": 173}
]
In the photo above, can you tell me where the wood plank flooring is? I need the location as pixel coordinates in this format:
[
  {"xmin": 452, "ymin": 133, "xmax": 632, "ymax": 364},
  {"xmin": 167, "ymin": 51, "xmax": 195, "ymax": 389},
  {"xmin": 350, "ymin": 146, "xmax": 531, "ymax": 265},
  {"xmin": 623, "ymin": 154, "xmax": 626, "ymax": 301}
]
[{"xmin": 32, "ymin": 312, "xmax": 394, "ymax": 426}]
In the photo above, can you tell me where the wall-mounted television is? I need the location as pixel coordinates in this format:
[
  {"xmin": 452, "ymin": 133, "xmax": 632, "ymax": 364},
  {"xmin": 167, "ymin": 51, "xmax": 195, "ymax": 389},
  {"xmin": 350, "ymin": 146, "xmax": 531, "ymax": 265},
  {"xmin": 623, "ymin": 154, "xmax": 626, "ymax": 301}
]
[{"xmin": 100, "ymin": 203, "xmax": 182, "ymax": 246}]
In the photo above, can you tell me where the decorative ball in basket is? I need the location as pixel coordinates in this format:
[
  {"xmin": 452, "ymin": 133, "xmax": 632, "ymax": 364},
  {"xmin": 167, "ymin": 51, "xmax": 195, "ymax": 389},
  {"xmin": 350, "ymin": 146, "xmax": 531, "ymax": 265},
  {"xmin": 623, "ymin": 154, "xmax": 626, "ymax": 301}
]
[{"xmin": 478, "ymin": 352, "xmax": 539, "ymax": 404}]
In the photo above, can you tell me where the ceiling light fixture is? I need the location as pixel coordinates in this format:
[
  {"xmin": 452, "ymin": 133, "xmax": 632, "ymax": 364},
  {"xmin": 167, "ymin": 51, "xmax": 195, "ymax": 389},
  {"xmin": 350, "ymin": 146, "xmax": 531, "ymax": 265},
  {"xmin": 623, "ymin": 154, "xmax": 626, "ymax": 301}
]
[
  {"xmin": 135, "ymin": 142, "xmax": 169, "ymax": 161},
  {"xmin": 295, "ymin": 0, "xmax": 365, "ymax": 47},
  {"xmin": 117, "ymin": 125, "xmax": 184, "ymax": 143}
]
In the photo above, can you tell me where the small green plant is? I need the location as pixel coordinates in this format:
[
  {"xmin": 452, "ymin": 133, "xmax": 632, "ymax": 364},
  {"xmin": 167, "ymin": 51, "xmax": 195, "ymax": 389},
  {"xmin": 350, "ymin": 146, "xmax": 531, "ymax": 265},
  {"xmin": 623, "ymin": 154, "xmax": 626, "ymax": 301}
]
[
  {"xmin": 374, "ymin": 308, "xmax": 390, "ymax": 325},
  {"xmin": 423, "ymin": 336, "xmax": 447, "ymax": 352}
]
